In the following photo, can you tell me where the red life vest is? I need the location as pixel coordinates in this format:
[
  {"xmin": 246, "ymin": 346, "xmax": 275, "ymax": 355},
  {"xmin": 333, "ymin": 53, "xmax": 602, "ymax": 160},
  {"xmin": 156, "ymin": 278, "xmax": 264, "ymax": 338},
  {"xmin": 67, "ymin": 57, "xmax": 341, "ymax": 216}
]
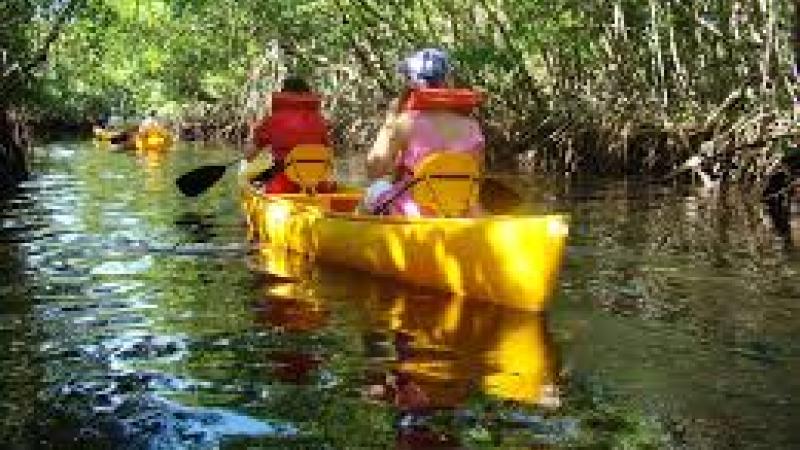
[
  {"xmin": 254, "ymin": 92, "xmax": 329, "ymax": 160},
  {"xmin": 401, "ymin": 88, "xmax": 483, "ymax": 114},
  {"xmin": 253, "ymin": 92, "xmax": 331, "ymax": 194}
]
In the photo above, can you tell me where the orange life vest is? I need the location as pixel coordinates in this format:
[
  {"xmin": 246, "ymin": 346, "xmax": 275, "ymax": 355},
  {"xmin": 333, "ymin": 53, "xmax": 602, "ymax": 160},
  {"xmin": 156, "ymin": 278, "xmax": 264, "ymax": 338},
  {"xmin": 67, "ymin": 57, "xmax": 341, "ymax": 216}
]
[
  {"xmin": 401, "ymin": 88, "xmax": 483, "ymax": 114},
  {"xmin": 254, "ymin": 92, "xmax": 328, "ymax": 160},
  {"xmin": 394, "ymin": 88, "xmax": 485, "ymax": 174}
]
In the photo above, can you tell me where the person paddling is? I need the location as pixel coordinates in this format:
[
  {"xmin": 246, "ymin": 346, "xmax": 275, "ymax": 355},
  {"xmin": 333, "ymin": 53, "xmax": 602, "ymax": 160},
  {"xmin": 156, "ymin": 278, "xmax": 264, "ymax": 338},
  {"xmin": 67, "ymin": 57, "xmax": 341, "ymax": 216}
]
[
  {"xmin": 245, "ymin": 76, "xmax": 335, "ymax": 193},
  {"xmin": 363, "ymin": 48, "xmax": 486, "ymax": 216},
  {"xmin": 176, "ymin": 77, "xmax": 335, "ymax": 197},
  {"xmin": 139, "ymin": 110, "xmax": 161, "ymax": 132}
]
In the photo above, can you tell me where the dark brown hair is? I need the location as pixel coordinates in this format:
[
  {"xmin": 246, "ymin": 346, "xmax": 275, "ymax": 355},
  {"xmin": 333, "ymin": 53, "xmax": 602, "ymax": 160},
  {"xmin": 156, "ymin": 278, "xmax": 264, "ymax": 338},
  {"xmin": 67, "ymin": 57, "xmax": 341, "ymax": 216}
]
[{"xmin": 281, "ymin": 77, "xmax": 311, "ymax": 93}]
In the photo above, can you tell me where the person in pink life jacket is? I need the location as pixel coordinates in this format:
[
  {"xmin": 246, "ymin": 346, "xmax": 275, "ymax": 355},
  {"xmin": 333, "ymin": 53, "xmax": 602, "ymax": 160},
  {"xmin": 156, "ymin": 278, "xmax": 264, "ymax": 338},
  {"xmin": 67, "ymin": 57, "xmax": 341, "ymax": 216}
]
[{"xmin": 363, "ymin": 48, "xmax": 486, "ymax": 217}]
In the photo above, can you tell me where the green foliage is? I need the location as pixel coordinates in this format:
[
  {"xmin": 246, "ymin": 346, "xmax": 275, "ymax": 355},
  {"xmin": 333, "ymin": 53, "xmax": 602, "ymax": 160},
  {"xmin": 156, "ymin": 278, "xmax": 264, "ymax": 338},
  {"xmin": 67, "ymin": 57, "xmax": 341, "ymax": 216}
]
[{"xmin": 4, "ymin": 0, "xmax": 798, "ymax": 174}]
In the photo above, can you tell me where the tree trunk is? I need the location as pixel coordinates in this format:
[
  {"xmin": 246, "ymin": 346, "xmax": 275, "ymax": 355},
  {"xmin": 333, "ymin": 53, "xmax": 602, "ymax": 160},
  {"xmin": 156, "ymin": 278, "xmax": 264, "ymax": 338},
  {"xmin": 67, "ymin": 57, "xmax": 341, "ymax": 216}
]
[{"xmin": 0, "ymin": 109, "xmax": 28, "ymax": 194}]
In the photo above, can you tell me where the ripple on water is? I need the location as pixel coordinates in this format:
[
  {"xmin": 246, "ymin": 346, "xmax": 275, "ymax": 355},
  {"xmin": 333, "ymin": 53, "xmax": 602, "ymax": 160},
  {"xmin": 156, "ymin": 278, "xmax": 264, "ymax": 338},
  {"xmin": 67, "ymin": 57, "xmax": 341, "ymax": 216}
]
[{"xmin": 90, "ymin": 255, "xmax": 155, "ymax": 276}]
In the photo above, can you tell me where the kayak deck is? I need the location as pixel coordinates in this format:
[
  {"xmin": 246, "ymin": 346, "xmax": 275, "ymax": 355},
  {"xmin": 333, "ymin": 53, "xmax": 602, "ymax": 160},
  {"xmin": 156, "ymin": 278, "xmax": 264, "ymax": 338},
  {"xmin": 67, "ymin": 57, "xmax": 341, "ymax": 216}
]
[
  {"xmin": 241, "ymin": 180, "xmax": 568, "ymax": 312},
  {"xmin": 93, "ymin": 127, "xmax": 124, "ymax": 141}
]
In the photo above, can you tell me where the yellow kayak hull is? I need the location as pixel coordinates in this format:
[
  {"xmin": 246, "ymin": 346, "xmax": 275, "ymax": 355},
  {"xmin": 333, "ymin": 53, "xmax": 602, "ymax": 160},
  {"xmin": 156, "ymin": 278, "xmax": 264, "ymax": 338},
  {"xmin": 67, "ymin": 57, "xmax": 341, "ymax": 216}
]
[
  {"xmin": 134, "ymin": 127, "xmax": 173, "ymax": 152},
  {"xmin": 241, "ymin": 174, "xmax": 569, "ymax": 312},
  {"xmin": 92, "ymin": 127, "xmax": 123, "ymax": 142}
]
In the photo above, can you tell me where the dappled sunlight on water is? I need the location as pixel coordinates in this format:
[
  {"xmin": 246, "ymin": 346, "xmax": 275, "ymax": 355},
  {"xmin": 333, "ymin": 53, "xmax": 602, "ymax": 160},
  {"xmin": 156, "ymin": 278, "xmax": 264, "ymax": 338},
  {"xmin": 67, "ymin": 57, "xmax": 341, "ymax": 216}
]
[
  {"xmin": 546, "ymin": 178, "xmax": 800, "ymax": 448},
  {"xmin": 0, "ymin": 142, "xmax": 797, "ymax": 448}
]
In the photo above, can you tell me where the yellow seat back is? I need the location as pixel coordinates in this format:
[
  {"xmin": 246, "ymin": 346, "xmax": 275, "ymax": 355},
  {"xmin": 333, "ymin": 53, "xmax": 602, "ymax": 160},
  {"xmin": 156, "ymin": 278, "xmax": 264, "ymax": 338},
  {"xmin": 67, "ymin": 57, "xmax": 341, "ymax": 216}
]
[
  {"xmin": 411, "ymin": 152, "xmax": 480, "ymax": 217},
  {"xmin": 284, "ymin": 144, "xmax": 334, "ymax": 192}
]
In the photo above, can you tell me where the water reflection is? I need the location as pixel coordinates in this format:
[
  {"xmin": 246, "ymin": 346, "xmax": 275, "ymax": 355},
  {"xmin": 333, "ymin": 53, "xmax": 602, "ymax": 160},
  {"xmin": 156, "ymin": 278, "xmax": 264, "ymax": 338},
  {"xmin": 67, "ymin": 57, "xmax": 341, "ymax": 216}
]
[
  {"xmin": 356, "ymin": 290, "xmax": 558, "ymax": 408},
  {"xmin": 0, "ymin": 142, "xmax": 292, "ymax": 449},
  {"xmin": 174, "ymin": 212, "xmax": 217, "ymax": 244},
  {"xmin": 2, "ymin": 141, "xmax": 798, "ymax": 448},
  {"xmin": 256, "ymin": 287, "xmax": 329, "ymax": 333},
  {"xmin": 552, "ymin": 178, "xmax": 800, "ymax": 448},
  {"xmin": 250, "ymin": 245, "xmax": 561, "ymax": 447}
]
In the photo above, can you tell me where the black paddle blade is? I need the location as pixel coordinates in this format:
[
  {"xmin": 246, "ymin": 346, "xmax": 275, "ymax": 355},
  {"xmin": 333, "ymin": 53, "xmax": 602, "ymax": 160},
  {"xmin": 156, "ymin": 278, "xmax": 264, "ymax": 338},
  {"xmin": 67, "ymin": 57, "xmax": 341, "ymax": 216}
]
[
  {"xmin": 108, "ymin": 132, "xmax": 130, "ymax": 145},
  {"xmin": 176, "ymin": 164, "xmax": 229, "ymax": 197},
  {"xmin": 480, "ymin": 178, "xmax": 523, "ymax": 214}
]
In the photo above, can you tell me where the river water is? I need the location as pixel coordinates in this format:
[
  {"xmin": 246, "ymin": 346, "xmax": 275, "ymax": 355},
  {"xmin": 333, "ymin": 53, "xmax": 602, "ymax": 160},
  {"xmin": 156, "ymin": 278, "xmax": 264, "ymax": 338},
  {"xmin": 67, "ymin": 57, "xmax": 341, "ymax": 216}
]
[{"xmin": 0, "ymin": 141, "xmax": 798, "ymax": 449}]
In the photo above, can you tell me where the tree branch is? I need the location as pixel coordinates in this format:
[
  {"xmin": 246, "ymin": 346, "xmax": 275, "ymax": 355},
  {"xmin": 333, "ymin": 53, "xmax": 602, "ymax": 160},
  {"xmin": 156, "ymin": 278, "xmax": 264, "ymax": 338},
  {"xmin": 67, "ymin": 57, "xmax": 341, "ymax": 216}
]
[{"xmin": 1, "ymin": 0, "xmax": 85, "ymax": 97}]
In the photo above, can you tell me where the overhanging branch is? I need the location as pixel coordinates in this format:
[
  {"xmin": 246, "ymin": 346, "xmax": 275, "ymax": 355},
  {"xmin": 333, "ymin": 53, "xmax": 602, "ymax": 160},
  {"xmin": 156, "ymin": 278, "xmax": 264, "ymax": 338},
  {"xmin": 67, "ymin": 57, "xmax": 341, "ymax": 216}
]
[{"xmin": 1, "ymin": 0, "xmax": 85, "ymax": 97}]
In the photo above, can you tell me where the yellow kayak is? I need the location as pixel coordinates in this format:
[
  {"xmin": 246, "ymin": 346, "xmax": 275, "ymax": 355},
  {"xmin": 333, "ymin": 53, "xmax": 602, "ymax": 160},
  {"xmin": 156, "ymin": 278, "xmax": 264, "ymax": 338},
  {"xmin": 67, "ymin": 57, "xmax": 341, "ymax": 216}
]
[
  {"xmin": 240, "ymin": 145, "xmax": 569, "ymax": 312},
  {"xmin": 92, "ymin": 126, "xmax": 124, "ymax": 142},
  {"xmin": 134, "ymin": 126, "xmax": 173, "ymax": 152}
]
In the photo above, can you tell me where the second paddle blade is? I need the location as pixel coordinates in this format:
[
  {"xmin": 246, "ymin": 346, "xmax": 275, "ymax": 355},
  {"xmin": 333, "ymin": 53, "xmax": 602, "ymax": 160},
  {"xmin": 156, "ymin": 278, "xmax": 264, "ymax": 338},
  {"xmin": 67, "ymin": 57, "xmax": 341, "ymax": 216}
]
[
  {"xmin": 109, "ymin": 132, "xmax": 129, "ymax": 145},
  {"xmin": 176, "ymin": 164, "xmax": 228, "ymax": 197},
  {"xmin": 480, "ymin": 178, "xmax": 523, "ymax": 215}
]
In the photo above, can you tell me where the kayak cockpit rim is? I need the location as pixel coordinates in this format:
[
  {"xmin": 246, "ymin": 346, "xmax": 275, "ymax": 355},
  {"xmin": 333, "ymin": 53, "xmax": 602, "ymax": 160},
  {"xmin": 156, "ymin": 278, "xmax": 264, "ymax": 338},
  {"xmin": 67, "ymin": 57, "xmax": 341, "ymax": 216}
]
[{"xmin": 243, "ymin": 183, "xmax": 568, "ymax": 225}]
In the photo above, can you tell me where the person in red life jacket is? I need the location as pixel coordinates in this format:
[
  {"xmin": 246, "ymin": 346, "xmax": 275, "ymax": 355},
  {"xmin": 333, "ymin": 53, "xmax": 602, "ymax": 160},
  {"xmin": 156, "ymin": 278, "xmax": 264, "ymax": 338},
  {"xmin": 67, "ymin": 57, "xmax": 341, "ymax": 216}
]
[
  {"xmin": 246, "ymin": 76, "xmax": 336, "ymax": 193},
  {"xmin": 362, "ymin": 48, "xmax": 486, "ymax": 216}
]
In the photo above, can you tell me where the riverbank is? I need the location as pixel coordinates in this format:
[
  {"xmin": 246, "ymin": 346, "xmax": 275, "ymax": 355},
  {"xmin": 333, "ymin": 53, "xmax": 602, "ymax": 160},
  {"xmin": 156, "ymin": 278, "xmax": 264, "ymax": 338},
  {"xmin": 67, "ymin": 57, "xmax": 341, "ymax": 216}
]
[
  {"xmin": 31, "ymin": 91, "xmax": 799, "ymax": 201},
  {"xmin": 0, "ymin": 110, "xmax": 31, "ymax": 194}
]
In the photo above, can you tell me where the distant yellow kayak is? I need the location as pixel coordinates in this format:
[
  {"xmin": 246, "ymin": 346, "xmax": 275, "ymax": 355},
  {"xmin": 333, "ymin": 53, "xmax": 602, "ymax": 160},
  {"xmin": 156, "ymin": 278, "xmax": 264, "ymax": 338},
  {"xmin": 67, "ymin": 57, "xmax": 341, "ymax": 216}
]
[
  {"xmin": 92, "ymin": 126, "xmax": 124, "ymax": 142},
  {"xmin": 134, "ymin": 126, "xmax": 173, "ymax": 152}
]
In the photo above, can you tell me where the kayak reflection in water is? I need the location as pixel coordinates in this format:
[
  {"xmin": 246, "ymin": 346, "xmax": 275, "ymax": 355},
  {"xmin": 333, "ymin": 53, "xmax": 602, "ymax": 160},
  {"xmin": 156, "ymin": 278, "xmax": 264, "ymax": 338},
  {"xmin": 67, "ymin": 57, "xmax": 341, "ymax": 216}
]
[
  {"xmin": 359, "ymin": 291, "xmax": 560, "ymax": 448},
  {"xmin": 255, "ymin": 284, "xmax": 329, "ymax": 384},
  {"xmin": 363, "ymin": 331, "xmax": 456, "ymax": 448}
]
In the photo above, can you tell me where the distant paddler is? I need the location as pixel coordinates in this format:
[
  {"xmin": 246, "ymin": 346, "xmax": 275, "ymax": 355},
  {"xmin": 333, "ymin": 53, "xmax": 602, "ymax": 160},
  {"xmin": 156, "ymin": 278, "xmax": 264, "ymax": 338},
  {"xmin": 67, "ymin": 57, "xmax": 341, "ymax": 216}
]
[
  {"xmin": 135, "ymin": 110, "xmax": 173, "ymax": 151},
  {"xmin": 92, "ymin": 114, "xmax": 126, "ymax": 142},
  {"xmin": 138, "ymin": 110, "xmax": 161, "ymax": 133}
]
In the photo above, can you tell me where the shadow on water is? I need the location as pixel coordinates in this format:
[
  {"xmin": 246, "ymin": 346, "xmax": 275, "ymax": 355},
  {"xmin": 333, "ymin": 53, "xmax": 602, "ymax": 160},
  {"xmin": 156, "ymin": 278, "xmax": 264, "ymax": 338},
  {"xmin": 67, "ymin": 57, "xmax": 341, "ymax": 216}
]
[
  {"xmin": 174, "ymin": 211, "xmax": 217, "ymax": 244},
  {"xmin": 246, "ymin": 246, "xmax": 675, "ymax": 449},
  {"xmin": 0, "ymin": 141, "xmax": 798, "ymax": 448},
  {"xmin": 764, "ymin": 194, "xmax": 800, "ymax": 250},
  {"xmin": 0, "ymin": 194, "xmax": 45, "ymax": 446}
]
